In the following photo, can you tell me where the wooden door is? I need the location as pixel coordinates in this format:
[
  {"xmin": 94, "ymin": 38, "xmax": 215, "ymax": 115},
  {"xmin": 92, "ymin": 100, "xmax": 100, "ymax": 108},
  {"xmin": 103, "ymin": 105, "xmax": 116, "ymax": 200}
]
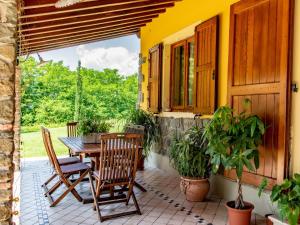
[
  {"xmin": 148, "ymin": 43, "xmax": 163, "ymax": 113},
  {"xmin": 193, "ymin": 16, "xmax": 218, "ymax": 115},
  {"xmin": 227, "ymin": 0, "xmax": 293, "ymax": 186}
]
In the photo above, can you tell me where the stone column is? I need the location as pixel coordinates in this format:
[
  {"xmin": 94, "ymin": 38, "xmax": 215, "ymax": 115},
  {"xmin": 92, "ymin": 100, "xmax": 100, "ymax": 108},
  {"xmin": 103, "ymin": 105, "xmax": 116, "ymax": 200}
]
[
  {"xmin": 13, "ymin": 66, "xmax": 20, "ymax": 171},
  {"xmin": 0, "ymin": 0, "xmax": 18, "ymax": 224}
]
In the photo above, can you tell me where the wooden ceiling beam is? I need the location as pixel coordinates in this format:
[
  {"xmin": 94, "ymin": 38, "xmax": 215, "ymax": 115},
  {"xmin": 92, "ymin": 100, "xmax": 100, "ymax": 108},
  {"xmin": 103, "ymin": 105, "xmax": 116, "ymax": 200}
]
[
  {"xmin": 21, "ymin": 27, "xmax": 140, "ymax": 46},
  {"xmin": 22, "ymin": 30, "xmax": 139, "ymax": 49},
  {"xmin": 20, "ymin": 7, "xmax": 164, "ymax": 26},
  {"xmin": 20, "ymin": 3, "xmax": 172, "ymax": 25},
  {"xmin": 20, "ymin": 23, "xmax": 145, "ymax": 42},
  {"xmin": 19, "ymin": 32, "xmax": 137, "ymax": 55},
  {"xmin": 20, "ymin": 0, "xmax": 178, "ymax": 18},
  {"xmin": 20, "ymin": 19, "xmax": 151, "ymax": 37},
  {"xmin": 20, "ymin": 13, "xmax": 158, "ymax": 32},
  {"xmin": 23, "ymin": 0, "xmax": 95, "ymax": 8},
  {"xmin": 23, "ymin": 0, "xmax": 99, "ymax": 10}
]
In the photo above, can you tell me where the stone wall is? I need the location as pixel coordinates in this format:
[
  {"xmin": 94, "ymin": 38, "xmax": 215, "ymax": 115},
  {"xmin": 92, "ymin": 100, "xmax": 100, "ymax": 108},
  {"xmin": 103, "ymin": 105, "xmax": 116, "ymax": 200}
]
[
  {"xmin": 0, "ymin": 0, "xmax": 18, "ymax": 224},
  {"xmin": 153, "ymin": 116, "xmax": 209, "ymax": 155}
]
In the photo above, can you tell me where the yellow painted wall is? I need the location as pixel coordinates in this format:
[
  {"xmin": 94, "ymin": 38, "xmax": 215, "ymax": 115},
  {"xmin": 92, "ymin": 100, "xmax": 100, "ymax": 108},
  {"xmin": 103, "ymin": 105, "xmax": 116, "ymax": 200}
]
[
  {"xmin": 291, "ymin": 0, "xmax": 300, "ymax": 174},
  {"xmin": 140, "ymin": 0, "xmax": 239, "ymax": 110},
  {"xmin": 140, "ymin": 0, "xmax": 300, "ymax": 174}
]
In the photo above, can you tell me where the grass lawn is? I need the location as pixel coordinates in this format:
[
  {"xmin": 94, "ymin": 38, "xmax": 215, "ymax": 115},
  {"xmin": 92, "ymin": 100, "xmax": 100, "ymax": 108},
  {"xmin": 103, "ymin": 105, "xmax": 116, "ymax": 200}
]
[
  {"xmin": 20, "ymin": 120, "xmax": 126, "ymax": 158},
  {"xmin": 21, "ymin": 127, "xmax": 69, "ymax": 158}
]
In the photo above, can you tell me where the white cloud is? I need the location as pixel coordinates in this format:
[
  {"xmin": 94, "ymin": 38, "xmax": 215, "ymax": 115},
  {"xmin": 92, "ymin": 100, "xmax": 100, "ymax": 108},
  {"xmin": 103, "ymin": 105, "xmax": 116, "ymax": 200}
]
[{"xmin": 76, "ymin": 45, "xmax": 138, "ymax": 76}]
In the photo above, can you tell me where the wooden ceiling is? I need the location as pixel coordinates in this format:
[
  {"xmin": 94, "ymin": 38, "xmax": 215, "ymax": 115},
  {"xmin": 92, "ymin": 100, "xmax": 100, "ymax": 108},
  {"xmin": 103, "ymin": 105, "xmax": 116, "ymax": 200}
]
[{"xmin": 18, "ymin": 0, "xmax": 181, "ymax": 55}]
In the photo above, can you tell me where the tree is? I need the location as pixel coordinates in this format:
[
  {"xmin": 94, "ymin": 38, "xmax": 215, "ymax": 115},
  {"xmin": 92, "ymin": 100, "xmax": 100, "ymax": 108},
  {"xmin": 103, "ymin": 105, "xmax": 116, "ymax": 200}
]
[{"xmin": 74, "ymin": 60, "xmax": 82, "ymax": 121}]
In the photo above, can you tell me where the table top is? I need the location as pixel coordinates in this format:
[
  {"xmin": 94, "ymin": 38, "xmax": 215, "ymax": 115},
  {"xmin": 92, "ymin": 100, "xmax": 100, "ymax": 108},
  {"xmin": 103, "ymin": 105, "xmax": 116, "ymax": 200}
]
[
  {"xmin": 59, "ymin": 136, "xmax": 143, "ymax": 155},
  {"xmin": 59, "ymin": 137, "xmax": 102, "ymax": 154}
]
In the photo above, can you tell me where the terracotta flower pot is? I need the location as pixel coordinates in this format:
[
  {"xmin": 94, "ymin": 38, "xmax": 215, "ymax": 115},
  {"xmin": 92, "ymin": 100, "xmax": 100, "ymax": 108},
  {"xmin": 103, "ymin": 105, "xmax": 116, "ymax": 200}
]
[
  {"xmin": 226, "ymin": 201, "xmax": 254, "ymax": 225},
  {"xmin": 180, "ymin": 177, "xmax": 210, "ymax": 202}
]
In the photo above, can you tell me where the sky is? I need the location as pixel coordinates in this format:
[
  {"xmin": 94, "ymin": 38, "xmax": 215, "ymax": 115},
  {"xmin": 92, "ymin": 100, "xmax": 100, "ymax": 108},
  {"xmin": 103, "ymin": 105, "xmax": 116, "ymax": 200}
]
[{"xmin": 32, "ymin": 34, "xmax": 140, "ymax": 76}]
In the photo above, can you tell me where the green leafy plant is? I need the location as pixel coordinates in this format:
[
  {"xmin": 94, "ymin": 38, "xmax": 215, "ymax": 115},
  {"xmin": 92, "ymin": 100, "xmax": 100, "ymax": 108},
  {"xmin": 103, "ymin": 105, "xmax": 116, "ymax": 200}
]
[
  {"xmin": 169, "ymin": 126, "xmax": 211, "ymax": 178},
  {"xmin": 78, "ymin": 118, "xmax": 111, "ymax": 135},
  {"xmin": 203, "ymin": 101, "xmax": 266, "ymax": 209},
  {"xmin": 126, "ymin": 109, "xmax": 160, "ymax": 158},
  {"xmin": 258, "ymin": 175, "xmax": 300, "ymax": 225}
]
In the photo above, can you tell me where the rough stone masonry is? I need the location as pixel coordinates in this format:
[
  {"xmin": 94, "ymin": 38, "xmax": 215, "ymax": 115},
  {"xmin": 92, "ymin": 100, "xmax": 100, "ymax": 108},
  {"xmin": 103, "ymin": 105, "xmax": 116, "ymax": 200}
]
[{"xmin": 0, "ymin": 0, "xmax": 18, "ymax": 224}]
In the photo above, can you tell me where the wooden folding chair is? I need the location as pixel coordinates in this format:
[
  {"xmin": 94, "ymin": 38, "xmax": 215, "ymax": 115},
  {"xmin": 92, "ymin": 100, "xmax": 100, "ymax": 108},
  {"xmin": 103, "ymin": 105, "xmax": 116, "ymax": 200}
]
[
  {"xmin": 41, "ymin": 127, "xmax": 80, "ymax": 190},
  {"xmin": 89, "ymin": 133, "xmax": 142, "ymax": 222},
  {"xmin": 67, "ymin": 122, "xmax": 78, "ymax": 157},
  {"xmin": 43, "ymin": 127, "xmax": 91, "ymax": 207}
]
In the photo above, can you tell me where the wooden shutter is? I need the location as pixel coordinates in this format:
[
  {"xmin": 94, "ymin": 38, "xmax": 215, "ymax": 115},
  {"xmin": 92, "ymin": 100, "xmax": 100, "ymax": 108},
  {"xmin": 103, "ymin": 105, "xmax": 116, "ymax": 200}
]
[
  {"xmin": 148, "ymin": 43, "xmax": 163, "ymax": 113},
  {"xmin": 227, "ymin": 0, "xmax": 293, "ymax": 186},
  {"xmin": 193, "ymin": 16, "xmax": 218, "ymax": 115}
]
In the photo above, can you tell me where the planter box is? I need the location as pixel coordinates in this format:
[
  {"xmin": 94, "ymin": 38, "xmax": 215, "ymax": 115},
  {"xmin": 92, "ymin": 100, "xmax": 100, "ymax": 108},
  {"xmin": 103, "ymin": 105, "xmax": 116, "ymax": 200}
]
[{"xmin": 81, "ymin": 133, "xmax": 99, "ymax": 144}]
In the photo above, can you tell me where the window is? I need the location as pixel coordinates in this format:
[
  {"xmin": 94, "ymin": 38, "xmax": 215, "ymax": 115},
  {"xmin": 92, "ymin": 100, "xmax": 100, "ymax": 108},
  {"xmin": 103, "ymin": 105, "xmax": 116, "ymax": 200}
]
[{"xmin": 170, "ymin": 37, "xmax": 195, "ymax": 111}]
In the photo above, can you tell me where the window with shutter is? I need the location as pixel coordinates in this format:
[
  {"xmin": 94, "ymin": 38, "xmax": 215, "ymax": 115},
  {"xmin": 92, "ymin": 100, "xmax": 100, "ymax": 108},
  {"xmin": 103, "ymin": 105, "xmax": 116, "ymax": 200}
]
[
  {"xmin": 148, "ymin": 43, "xmax": 163, "ymax": 113},
  {"xmin": 170, "ymin": 37, "xmax": 195, "ymax": 111},
  {"xmin": 226, "ymin": 0, "xmax": 293, "ymax": 186},
  {"xmin": 193, "ymin": 16, "xmax": 218, "ymax": 115}
]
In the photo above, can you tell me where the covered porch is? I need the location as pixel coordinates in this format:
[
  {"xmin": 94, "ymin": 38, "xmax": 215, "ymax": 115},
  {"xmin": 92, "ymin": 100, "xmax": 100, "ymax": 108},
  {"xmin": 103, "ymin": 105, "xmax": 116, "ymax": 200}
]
[{"xmin": 0, "ymin": 0, "xmax": 299, "ymax": 224}]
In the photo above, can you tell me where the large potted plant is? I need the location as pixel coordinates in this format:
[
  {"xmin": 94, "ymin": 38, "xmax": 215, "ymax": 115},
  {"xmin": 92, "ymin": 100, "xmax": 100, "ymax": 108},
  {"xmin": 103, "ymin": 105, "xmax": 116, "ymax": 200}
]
[
  {"xmin": 78, "ymin": 118, "xmax": 111, "ymax": 143},
  {"xmin": 169, "ymin": 126, "xmax": 211, "ymax": 202},
  {"xmin": 126, "ymin": 109, "xmax": 160, "ymax": 169},
  {"xmin": 258, "ymin": 174, "xmax": 300, "ymax": 225},
  {"xmin": 204, "ymin": 103, "xmax": 266, "ymax": 225}
]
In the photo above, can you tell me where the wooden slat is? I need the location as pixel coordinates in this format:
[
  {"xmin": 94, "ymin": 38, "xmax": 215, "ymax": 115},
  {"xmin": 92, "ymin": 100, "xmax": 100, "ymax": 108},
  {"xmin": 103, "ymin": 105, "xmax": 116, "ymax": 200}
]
[
  {"xmin": 20, "ymin": 29, "xmax": 139, "ymax": 50},
  {"xmin": 20, "ymin": 19, "xmax": 151, "ymax": 37},
  {"xmin": 21, "ymin": 13, "xmax": 157, "ymax": 32},
  {"xmin": 20, "ymin": 23, "xmax": 145, "ymax": 42},
  {"xmin": 21, "ymin": 27, "xmax": 140, "ymax": 46},
  {"xmin": 23, "ymin": 0, "xmax": 96, "ymax": 8},
  {"xmin": 20, "ymin": 0, "xmax": 178, "ymax": 18},
  {"xmin": 18, "ymin": 32, "xmax": 138, "ymax": 55},
  {"xmin": 20, "ymin": 3, "xmax": 173, "ymax": 26}
]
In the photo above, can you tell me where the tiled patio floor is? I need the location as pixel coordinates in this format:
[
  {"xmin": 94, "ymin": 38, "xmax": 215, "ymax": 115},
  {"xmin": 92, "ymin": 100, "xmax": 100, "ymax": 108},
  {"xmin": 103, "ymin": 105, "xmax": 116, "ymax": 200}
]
[{"xmin": 19, "ymin": 159, "xmax": 265, "ymax": 225}]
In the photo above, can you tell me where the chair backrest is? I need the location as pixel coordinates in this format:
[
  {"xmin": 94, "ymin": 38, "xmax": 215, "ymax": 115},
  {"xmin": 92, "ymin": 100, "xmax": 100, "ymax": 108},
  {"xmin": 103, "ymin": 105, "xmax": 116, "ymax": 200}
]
[
  {"xmin": 98, "ymin": 133, "xmax": 142, "ymax": 183},
  {"xmin": 67, "ymin": 122, "xmax": 78, "ymax": 137},
  {"xmin": 41, "ymin": 126, "xmax": 55, "ymax": 167},
  {"xmin": 43, "ymin": 127, "xmax": 63, "ymax": 175}
]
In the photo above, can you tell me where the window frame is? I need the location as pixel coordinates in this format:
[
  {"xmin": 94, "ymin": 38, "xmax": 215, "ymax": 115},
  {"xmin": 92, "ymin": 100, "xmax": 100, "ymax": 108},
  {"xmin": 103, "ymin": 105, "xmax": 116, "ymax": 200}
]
[{"xmin": 170, "ymin": 36, "xmax": 195, "ymax": 112}]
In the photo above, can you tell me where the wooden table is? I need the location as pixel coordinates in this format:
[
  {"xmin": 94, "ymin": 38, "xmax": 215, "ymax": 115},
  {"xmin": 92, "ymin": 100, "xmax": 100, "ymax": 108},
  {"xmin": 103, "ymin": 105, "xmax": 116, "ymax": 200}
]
[{"xmin": 58, "ymin": 137, "xmax": 147, "ymax": 195}]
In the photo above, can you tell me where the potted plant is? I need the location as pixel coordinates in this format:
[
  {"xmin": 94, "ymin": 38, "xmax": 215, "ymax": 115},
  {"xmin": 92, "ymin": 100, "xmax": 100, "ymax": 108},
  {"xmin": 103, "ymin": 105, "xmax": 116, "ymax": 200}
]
[
  {"xmin": 78, "ymin": 118, "xmax": 111, "ymax": 143},
  {"xmin": 169, "ymin": 126, "xmax": 211, "ymax": 202},
  {"xmin": 203, "ymin": 103, "xmax": 266, "ymax": 225},
  {"xmin": 258, "ymin": 174, "xmax": 300, "ymax": 225},
  {"xmin": 126, "ymin": 109, "xmax": 160, "ymax": 169}
]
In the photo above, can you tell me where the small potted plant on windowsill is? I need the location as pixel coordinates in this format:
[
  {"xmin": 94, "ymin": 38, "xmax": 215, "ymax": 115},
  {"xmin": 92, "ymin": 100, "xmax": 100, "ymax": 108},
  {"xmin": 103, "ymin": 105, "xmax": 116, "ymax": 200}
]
[
  {"xmin": 258, "ymin": 174, "xmax": 300, "ymax": 225},
  {"xmin": 126, "ymin": 109, "xmax": 160, "ymax": 170},
  {"xmin": 203, "ymin": 101, "xmax": 266, "ymax": 225},
  {"xmin": 78, "ymin": 118, "xmax": 111, "ymax": 144},
  {"xmin": 169, "ymin": 126, "xmax": 211, "ymax": 202}
]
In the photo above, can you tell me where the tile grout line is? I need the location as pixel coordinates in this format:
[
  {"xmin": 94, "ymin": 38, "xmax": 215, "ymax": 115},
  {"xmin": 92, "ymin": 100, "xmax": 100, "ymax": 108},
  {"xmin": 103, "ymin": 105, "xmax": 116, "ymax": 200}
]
[
  {"xmin": 33, "ymin": 173, "xmax": 50, "ymax": 225},
  {"xmin": 136, "ymin": 176, "xmax": 213, "ymax": 225}
]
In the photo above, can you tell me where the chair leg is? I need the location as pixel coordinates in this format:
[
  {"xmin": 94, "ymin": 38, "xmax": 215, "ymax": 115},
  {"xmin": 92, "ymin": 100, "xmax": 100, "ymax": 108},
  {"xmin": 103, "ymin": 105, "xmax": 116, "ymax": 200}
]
[
  {"xmin": 88, "ymin": 172, "xmax": 103, "ymax": 222},
  {"xmin": 45, "ymin": 180, "xmax": 62, "ymax": 196},
  {"xmin": 41, "ymin": 174, "xmax": 57, "ymax": 187},
  {"xmin": 131, "ymin": 191, "xmax": 141, "ymax": 215},
  {"xmin": 50, "ymin": 170, "xmax": 88, "ymax": 207}
]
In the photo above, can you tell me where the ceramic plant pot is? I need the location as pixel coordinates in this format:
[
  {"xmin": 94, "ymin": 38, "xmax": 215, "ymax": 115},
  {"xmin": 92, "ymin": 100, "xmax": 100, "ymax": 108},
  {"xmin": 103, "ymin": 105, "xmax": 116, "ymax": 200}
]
[
  {"xmin": 180, "ymin": 177, "xmax": 210, "ymax": 202},
  {"xmin": 226, "ymin": 201, "xmax": 254, "ymax": 225}
]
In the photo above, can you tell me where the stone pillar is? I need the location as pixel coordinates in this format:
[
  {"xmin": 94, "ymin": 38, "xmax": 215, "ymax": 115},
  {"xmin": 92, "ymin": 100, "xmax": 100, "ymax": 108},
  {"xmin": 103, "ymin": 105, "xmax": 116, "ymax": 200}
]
[
  {"xmin": 13, "ymin": 66, "xmax": 20, "ymax": 171},
  {"xmin": 0, "ymin": 0, "xmax": 18, "ymax": 224}
]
